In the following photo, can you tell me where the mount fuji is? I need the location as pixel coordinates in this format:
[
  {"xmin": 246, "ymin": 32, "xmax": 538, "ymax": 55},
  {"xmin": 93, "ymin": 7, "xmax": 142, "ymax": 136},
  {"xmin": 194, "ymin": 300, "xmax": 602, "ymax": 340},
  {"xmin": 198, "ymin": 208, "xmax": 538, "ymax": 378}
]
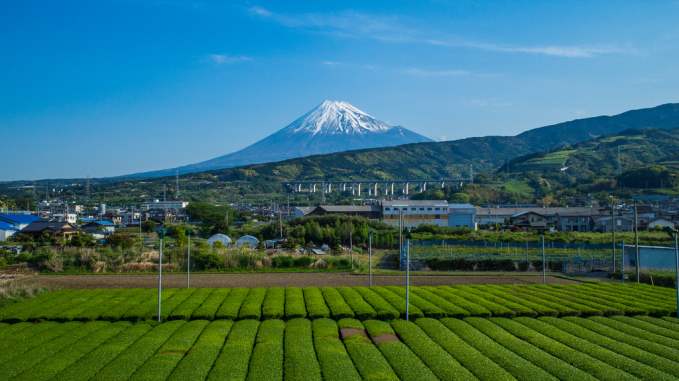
[{"xmin": 129, "ymin": 100, "xmax": 432, "ymax": 178}]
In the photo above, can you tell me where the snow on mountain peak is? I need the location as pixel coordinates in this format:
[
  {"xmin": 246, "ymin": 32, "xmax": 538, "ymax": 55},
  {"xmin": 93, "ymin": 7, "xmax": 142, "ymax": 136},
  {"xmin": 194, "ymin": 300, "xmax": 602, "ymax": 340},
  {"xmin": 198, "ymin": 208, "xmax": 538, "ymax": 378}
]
[{"xmin": 288, "ymin": 100, "xmax": 392, "ymax": 135}]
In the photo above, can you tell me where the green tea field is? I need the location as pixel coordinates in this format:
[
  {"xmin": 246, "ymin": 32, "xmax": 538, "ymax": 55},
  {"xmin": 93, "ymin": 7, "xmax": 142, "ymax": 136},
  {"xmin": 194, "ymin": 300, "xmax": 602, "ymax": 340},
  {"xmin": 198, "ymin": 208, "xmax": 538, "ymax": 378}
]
[{"xmin": 1, "ymin": 283, "xmax": 678, "ymax": 380}]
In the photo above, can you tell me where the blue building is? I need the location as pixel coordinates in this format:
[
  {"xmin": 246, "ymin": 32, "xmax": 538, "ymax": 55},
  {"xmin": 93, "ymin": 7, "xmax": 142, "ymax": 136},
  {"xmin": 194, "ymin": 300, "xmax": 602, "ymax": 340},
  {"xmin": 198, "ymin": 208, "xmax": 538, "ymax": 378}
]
[{"xmin": 447, "ymin": 204, "xmax": 476, "ymax": 229}]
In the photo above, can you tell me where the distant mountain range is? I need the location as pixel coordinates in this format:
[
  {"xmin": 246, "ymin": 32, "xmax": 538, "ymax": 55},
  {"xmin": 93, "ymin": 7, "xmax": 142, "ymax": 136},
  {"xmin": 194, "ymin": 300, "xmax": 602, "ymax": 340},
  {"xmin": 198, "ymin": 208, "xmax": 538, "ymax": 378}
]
[
  {"xmin": 126, "ymin": 100, "xmax": 432, "ymax": 179},
  {"xmin": 2, "ymin": 102, "xmax": 679, "ymax": 205}
]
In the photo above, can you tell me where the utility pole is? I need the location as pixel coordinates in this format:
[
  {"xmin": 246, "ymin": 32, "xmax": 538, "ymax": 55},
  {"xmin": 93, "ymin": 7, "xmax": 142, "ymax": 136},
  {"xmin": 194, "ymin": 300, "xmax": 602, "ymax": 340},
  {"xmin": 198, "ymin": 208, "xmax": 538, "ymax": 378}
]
[
  {"xmin": 175, "ymin": 169, "xmax": 180, "ymax": 198},
  {"xmin": 405, "ymin": 239, "xmax": 410, "ymax": 321},
  {"xmin": 157, "ymin": 227, "xmax": 166, "ymax": 322},
  {"xmin": 369, "ymin": 231, "xmax": 373, "ymax": 287},
  {"xmin": 674, "ymin": 231, "xmax": 678, "ymax": 318},
  {"xmin": 349, "ymin": 230, "xmax": 353, "ymax": 270},
  {"xmin": 611, "ymin": 199, "xmax": 616, "ymax": 273},
  {"xmin": 634, "ymin": 200, "xmax": 640, "ymax": 283},
  {"xmin": 621, "ymin": 240, "xmax": 625, "ymax": 283},
  {"xmin": 187, "ymin": 230, "xmax": 191, "ymax": 288},
  {"xmin": 541, "ymin": 234, "xmax": 546, "ymax": 284}
]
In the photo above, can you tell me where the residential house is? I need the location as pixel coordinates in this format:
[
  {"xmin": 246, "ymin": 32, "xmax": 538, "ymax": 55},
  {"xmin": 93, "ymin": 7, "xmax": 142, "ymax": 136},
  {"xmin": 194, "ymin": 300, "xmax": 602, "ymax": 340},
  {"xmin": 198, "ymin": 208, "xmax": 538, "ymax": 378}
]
[
  {"xmin": 82, "ymin": 220, "xmax": 116, "ymax": 237},
  {"xmin": 594, "ymin": 215, "xmax": 636, "ymax": 232},
  {"xmin": 509, "ymin": 211, "xmax": 549, "ymax": 231},
  {"xmin": 21, "ymin": 221, "xmax": 78, "ymax": 240}
]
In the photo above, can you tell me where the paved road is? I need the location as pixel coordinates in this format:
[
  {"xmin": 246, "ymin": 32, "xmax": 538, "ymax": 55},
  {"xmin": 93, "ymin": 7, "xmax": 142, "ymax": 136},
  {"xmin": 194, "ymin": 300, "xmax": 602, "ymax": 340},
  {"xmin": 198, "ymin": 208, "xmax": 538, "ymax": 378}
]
[{"xmin": 26, "ymin": 273, "xmax": 578, "ymax": 288}]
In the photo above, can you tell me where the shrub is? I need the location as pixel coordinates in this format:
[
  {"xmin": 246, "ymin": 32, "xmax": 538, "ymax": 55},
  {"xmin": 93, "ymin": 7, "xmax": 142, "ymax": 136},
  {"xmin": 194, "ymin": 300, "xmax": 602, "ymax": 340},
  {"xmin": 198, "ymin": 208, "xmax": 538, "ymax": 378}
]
[
  {"xmin": 284, "ymin": 319, "xmax": 322, "ymax": 381},
  {"xmin": 370, "ymin": 287, "xmax": 424, "ymax": 319},
  {"xmin": 239, "ymin": 288, "xmax": 267, "ymax": 320},
  {"xmin": 192, "ymin": 289, "xmax": 231, "ymax": 320},
  {"xmin": 246, "ymin": 320, "xmax": 285, "ymax": 381},
  {"xmin": 390, "ymin": 320, "xmax": 475, "ymax": 380},
  {"xmin": 262, "ymin": 288, "xmax": 285, "ymax": 319},
  {"xmin": 284, "ymin": 288, "xmax": 307, "ymax": 319},
  {"xmin": 353, "ymin": 287, "xmax": 399, "ymax": 320},
  {"xmin": 54, "ymin": 323, "xmax": 152, "ymax": 381},
  {"xmin": 312, "ymin": 319, "xmax": 361, "ymax": 381},
  {"xmin": 461, "ymin": 317, "xmax": 594, "ymax": 381},
  {"xmin": 337, "ymin": 318, "xmax": 398, "ymax": 381},
  {"xmin": 336, "ymin": 287, "xmax": 376, "ymax": 320},
  {"xmin": 207, "ymin": 320, "xmax": 260, "ymax": 381},
  {"xmin": 168, "ymin": 288, "xmax": 214, "ymax": 320},
  {"xmin": 321, "ymin": 287, "xmax": 354, "ymax": 319},
  {"xmin": 410, "ymin": 288, "xmax": 470, "ymax": 317},
  {"xmin": 215, "ymin": 288, "xmax": 249, "ymax": 320},
  {"xmin": 415, "ymin": 318, "xmax": 515, "ymax": 381},
  {"xmin": 363, "ymin": 320, "xmax": 438, "ymax": 381},
  {"xmin": 303, "ymin": 288, "xmax": 330, "ymax": 319}
]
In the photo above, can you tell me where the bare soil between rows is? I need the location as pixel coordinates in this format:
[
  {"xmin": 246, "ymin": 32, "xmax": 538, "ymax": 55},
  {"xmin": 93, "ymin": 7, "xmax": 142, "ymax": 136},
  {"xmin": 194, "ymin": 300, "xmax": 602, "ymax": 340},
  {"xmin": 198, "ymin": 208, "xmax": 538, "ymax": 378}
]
[{"xmin": 23, "ymin": 273, "xmax": 578, "ymax": 289}]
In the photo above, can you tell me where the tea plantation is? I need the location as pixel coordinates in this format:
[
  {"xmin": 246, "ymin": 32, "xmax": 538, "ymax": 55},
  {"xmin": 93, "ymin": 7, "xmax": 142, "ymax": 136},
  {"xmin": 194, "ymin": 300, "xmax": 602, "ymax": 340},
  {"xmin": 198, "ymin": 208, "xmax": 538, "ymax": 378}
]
[{"xmin": 1, "ymin": 283, "xmax": 678, "ymax": 380}]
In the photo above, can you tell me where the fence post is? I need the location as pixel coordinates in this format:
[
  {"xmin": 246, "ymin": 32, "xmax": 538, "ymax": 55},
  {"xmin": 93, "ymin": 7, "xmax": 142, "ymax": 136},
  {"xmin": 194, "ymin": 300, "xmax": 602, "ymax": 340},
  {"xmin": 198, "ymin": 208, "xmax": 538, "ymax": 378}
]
[{"xmin": 187, "ymin": 231, "xmax": 191, "ymax": 289}]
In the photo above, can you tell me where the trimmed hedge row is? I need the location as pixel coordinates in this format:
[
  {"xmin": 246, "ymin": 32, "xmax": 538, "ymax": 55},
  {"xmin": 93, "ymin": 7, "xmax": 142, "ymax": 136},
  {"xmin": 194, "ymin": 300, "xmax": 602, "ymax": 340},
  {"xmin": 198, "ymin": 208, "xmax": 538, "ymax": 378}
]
[
  {"xmin": 1, "ymin": 283, "xmax": 676, "ymax": 323},
  {"xmin": 3, "ymin": 316, "xmax": 679, "ymax": 380}
]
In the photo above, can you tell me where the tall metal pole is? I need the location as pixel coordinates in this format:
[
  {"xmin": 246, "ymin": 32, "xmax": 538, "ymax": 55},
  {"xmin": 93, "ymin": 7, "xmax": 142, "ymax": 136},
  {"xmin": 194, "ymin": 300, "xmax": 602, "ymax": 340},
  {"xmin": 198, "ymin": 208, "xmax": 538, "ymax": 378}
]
[
  {"xmin": 541, "ymin": 234, "xmax": 546, "ymax": 284},
  {"xmin": 349, "ymin": 230, "xmax": 353, "ymax": 270},
  {"xmin": 369, "ymin": 232, "xmax": 373, "ymax": 287},
  {"xmin": 674, "ymin": 232, "xmax": 678, "ymax": 318},
  {"xmin": 634, "ymin": 201, "xmax": 640, "ymax": 283},
  {"xmin": 187, "ymin": 232, "xmax": 191, "ymax": 289},
  {"xmin": 157, "ymin": 233, "xmax": 164, "ymax": 322},
  {"xmin": 611, "ymin": 202, "xmax": 616, "ymax": 273},
  {"xmin": 405, "ymin": 239, "xmax": 410, "ymax": 321},
  {"xmin": 621, "ymin": 240, "xmax": 625, "ymax": 283}
]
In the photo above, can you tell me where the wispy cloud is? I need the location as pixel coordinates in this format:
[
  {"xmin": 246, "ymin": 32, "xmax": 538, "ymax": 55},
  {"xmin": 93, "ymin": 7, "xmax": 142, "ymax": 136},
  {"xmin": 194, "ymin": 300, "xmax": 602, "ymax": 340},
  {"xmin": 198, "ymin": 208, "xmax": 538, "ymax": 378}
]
[
  {"xmin": 206, "ymin": 54, "xmax": 252, "ymax": 64},
  {"xmin": 400, "ymin": 67, "xmax": 471, "ymax": 77},
  {"xmin": 249, "ymin": 5, "xmax": 632, "ymax": 58}
]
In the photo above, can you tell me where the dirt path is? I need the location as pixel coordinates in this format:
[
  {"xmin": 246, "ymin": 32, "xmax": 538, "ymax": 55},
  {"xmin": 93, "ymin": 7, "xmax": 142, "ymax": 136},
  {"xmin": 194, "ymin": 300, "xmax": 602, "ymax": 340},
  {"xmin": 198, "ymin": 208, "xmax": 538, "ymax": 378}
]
[{"xmin": 25, "ymin": 273, "xmax": 578, "ymax": 289}]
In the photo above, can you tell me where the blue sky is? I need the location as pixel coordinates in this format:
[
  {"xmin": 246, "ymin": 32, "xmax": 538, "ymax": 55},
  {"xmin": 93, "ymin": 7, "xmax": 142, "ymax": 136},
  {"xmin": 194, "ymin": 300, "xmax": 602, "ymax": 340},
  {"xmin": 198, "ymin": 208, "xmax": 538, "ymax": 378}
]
[{"xmin": 2, "ymin": 0, "xmax": 679, "ymax": 180}]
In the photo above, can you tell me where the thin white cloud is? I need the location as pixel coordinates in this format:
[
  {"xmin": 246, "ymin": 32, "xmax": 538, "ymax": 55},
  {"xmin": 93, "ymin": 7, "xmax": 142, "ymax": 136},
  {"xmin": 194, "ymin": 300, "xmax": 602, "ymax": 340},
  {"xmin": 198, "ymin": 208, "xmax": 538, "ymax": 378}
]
[
  {"xmin": 401, "ymin": 67, "xmax": 471, "ymax": 77},
  {"xmin": 207, "ymin": 54, "xmax": 252, "ymax": 64},
  {"xmin": 250, "ymin": 5, "xmax": 632, "ymax": 58}
]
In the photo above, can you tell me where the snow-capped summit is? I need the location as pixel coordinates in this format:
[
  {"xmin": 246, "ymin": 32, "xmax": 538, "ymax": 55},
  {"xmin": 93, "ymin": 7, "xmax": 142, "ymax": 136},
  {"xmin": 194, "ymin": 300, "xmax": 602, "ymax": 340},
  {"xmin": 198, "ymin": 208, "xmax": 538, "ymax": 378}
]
[
  {"xmin": 289, "ymin": 100, "xmax": 392, "ymax": 135},
  {"xmin": 128, "ymin": 100, "xmax": 432, "ymax": 178}
]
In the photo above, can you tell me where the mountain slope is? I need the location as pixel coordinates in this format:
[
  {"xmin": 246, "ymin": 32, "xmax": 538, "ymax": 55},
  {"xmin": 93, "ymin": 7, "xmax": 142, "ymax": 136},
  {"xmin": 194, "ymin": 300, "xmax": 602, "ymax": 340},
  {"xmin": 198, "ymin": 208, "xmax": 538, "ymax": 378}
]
[{"xmin": 128, "ymin": 100, "xmax": 432, "ymax": 178}]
